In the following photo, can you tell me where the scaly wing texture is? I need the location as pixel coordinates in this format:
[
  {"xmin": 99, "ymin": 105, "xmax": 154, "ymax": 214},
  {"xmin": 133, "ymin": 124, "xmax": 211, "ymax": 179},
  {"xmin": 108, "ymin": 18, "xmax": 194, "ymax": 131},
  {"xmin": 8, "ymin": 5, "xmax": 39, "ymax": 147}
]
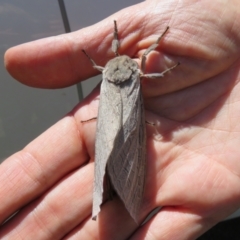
[
  {"xmin": 107, "ymin": 75, "xmax": 146, "ymax": 223},
  {"xmin": 92, "ymin": 78, "xmax": 122, "ymax": 220},
  {"xmin": 93, "ymin": 56, "xmax": 146, "ymax": 223}
]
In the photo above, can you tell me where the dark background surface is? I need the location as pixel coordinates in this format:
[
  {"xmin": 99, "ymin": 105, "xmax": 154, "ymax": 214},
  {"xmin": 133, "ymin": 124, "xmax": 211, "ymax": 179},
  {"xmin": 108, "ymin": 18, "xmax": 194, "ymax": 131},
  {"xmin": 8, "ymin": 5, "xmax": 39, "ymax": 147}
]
[{"xmin": 198, "ymin": 217, "xmax": 240, "ymax": 240}]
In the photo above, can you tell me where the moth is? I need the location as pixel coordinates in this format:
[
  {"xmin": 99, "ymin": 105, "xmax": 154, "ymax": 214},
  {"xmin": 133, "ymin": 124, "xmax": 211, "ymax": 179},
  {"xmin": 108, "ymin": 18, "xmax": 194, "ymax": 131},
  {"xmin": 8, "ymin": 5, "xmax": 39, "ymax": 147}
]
[{"xmin": 82, "ymin": 21, "xmax": 179, "ymax": 223}]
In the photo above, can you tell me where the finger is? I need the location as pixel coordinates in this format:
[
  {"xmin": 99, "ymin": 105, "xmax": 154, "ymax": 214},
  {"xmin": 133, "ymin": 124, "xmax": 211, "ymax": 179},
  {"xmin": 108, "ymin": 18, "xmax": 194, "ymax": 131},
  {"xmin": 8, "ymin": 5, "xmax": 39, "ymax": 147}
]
[
  {"xmin": 1, "ymin": 1, "xmax": 186, "ymax": 90},
  {"xmin": 64, "ymin": 197, "xmax": 138, "ymax": 240},
  {"xmin": 0, "ymin": 106, "xmax": 88, "ymax": 224},
  {"xmin": 0, "ymin": 164, "xmax": 93, "ymax": 239},
  {"xmin": 4, "ymin": 1, "xmax": 240, "ymax": 96},
  {"xmin": 144, "ymin": 62, "xmax": 239, "ymax": 121},
  {"xmin": 4, "ymin": 3, "xmax": 147, "ymax": 89},
  {"xmin": 130, "ymin": 207, "xmax": 212, "ymax": 240}
]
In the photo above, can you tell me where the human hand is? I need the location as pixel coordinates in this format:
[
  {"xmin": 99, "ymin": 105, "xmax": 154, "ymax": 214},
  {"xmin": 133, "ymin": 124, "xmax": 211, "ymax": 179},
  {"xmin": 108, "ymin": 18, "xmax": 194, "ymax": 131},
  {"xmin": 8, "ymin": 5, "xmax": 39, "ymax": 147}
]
[{"xmin": 2, "ymin": 0, "xmax": 240, "ymax": 239}]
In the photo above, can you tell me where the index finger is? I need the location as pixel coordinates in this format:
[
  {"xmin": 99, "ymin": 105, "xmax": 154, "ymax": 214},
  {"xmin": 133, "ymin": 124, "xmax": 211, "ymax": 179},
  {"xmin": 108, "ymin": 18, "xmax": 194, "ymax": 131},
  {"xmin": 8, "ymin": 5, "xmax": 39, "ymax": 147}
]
[
  {"xmin": 4, "ymin": 1, "xmax": 183, "ymax": 90},
  {"xmin": 3, "ymin": 9, "xmax": 143, "ymax": 89}
]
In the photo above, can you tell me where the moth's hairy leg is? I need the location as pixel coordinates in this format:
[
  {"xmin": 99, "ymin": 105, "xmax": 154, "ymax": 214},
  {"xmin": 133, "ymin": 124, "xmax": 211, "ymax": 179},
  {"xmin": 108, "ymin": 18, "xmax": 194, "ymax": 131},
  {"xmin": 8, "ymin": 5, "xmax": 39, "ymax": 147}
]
[
  {"xmin": 146, "ymin": 120, "xmax": 163, "ymax": 141},
  {"xmin": 142, "ymin": 62, "xmax": 180, "ymax": 79},
  {"xmin": 112, "ymin": 20, "xmax": 120, "ymax": 56},
  {"xmin": 81, "ymin": 117, "xmax": 97, "ymax": 123},
  {"xmin": 146, "ymin": 120, "xmax": 155, "ymax": 126},
  {"xmin": 140, "ymin": 26, "xmax": 180, "ymax": 78},
  {"xmin": 82, "ymin": 49, "xmax": 104, "ymax": 72},
  {"xmin": 140, "ymin": 26, "xmax": 169, "ymax": 73}
]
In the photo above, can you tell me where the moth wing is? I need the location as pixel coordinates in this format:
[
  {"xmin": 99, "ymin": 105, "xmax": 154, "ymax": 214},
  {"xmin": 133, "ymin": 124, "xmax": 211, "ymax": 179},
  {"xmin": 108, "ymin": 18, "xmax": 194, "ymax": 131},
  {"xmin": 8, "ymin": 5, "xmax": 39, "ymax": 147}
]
[
  {"xmin": 92, "ymin": 78, "xmax": 122, "ymax": 220},
  {"xmin": 107, "ymin": 76, "xmax": 146, "ymax": 223}
]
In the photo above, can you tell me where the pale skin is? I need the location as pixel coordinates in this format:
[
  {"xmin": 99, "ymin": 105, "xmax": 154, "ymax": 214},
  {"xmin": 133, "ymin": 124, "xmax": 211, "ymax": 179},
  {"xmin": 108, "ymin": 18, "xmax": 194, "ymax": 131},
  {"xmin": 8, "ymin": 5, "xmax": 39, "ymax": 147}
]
[{"xmin": 1, "ymin": 0, "xmax": 240, "ymax": 239}]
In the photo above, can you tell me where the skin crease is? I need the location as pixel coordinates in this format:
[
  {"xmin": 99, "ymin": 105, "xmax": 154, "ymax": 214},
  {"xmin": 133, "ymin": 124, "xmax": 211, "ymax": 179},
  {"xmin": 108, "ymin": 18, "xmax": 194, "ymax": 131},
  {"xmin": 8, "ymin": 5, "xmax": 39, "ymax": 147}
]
[{"xmin": 1, "ymin": 0, "xmax": 240, "ymax": 239}]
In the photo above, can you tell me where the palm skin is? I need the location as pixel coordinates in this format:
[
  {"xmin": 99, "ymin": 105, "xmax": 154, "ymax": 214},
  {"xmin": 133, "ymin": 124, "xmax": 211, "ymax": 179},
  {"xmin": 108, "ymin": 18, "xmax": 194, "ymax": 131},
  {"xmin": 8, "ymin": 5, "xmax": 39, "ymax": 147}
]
[{"xmin": 1, "ymin": 0, "xmax": 240, "ymax": 239}]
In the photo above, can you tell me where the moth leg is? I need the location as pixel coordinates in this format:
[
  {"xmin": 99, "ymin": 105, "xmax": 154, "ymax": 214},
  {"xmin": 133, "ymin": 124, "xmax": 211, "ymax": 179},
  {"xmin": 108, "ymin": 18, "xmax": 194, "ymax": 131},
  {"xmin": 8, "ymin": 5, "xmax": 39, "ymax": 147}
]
[
  {"xmin": 146, "ymin": 121, "xmax": 163, "ymax": 141},
  {"xmin": 82, "ymin": 49, "xmax": 104, "ymax": 72},
  {"xmin": 142, "ymin": 62, "xmax": 180, "ymax": 79},
  {"xmin": 146, "ymin": 120, "xmax": 155, "ymax": 126},
  {"xmin": 140, "ymin": 26, "xmax": 180, "ymax": 78},
  {"xmin": 112, "ymin": 20, "xmax": 120, "ymax": 56},
  {"xmin": 81, "ymin": 117, "xmax": 97, "ymax": 123},
  {"xmin": 141, "ymin": 26, "xmax": 169, "ymax": 73}
]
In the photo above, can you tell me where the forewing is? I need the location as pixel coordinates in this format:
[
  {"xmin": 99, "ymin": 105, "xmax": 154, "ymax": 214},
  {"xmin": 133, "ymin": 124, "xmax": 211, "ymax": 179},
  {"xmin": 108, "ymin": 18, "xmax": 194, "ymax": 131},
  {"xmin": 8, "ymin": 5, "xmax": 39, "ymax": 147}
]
[
  {"xmin": 107, "ymin": 75, "xmax": 146, "ymax": 223},
  {"xmin": 92, "ymin": 79, "xmax": 122, "ymax": 220}
]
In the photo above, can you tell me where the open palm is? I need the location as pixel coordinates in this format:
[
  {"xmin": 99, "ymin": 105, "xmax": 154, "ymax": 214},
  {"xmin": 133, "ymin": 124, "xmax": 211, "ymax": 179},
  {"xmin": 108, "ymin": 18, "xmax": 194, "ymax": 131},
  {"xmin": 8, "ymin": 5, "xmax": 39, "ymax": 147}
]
[{"xmin": 1, "ymin": 0, "xmax": 240, "ymax": 239}]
